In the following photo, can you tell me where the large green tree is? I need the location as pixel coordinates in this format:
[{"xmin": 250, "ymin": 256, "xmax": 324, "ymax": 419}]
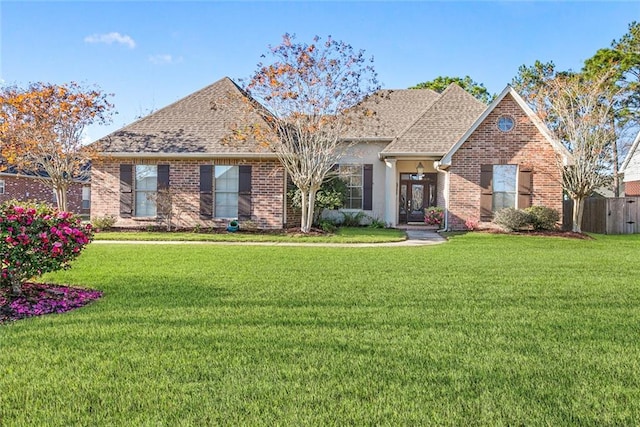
[
  {"xmin": 582, "ymin": 21, "xmax": 640, "ymax": 196},
  {"xmin": 410, "ymin": 75, "xmax": 494, "ymax": 104}
]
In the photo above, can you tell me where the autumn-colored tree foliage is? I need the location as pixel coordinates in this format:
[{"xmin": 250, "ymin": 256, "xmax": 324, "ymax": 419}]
[
  {"xmin": 0, "ymin": 82, "xmax": 113, "ymax": 211},
  {"xmin": 243, "ymin": 34, "xmax": 379, "ymax": 233}
]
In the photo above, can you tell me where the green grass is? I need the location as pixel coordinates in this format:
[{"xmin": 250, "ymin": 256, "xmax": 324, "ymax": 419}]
[
  {"xmin": 2, "ymin": 233, "xmax": 640, "ymax": 425},
  {"xmin": 94, "ymin": 226, "xmax": 406, "ymax": 243}
]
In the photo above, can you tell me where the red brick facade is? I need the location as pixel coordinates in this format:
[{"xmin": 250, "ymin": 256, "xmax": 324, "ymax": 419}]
[
  {"xmin": 625, "ymin": 181, "xmax": 640, "ymax": 197},
  {"xmin": 91, "ymin": 158, "xmax": 285, "ymax": 229},
  {"xmin": 447, "ymin": 94, "xmax": 564, "ymax": 230},
  {"xmin": 0, "ymin": 174, "xmax": 89, "ymax": 215}
]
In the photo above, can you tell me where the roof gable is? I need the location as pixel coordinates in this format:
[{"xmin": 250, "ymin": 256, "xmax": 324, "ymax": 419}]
[
  {"xmin": 440, "ymin": 85, "xmax": 571, "ymax": 166},
  {"xmin": 93, "ymin": 77, "xmax": 273, "ymax": 156},
  {"xmin": 342, "ymin": 88, "xmax": 439, "ymax": 139},
  {"xmin": 381, "ymin": 83, "xmax": 486, "ymax": 156}
]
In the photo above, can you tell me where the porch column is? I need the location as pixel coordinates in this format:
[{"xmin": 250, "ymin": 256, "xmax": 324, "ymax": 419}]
[{"xmin": 384, "ymin": 158, "xmax": 397, "ymax": 227}]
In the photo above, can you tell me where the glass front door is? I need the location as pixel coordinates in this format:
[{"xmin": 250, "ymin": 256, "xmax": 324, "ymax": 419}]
[{"xmin": 399, "ymin": 173, "xmax": 437, "ymax": 223}]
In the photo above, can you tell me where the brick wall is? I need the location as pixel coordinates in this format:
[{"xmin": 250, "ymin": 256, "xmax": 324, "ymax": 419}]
[
  {"xmin": 625, "ymin": 180, "xmax": 640, "ymax": 196},
  {"xmin": 447, "ymin": 94, "xmax": 564, "ymax": 230},
  {"xmin": 0, "ymin": 174, "xmax": 88, "ymax": 215},
  {"xmin": 91, "ymin": 158, "xmax": 285, "ymax": 229}
]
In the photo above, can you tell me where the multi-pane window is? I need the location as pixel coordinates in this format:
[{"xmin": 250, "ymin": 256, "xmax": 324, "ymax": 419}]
[
  {"xmin": 214, "ymin": 165, "xmax": 239, "ymax": 218},
  {"xmin": 82, "ymin": 186, "xmax": 91, "ymax": 210},
  {"xmin": 492, "ymin": 164, "xmax": 517, "ymax": 211},
  {"xmin": 135, "ymin": 165, "xmax": 157, "ymax": 217},
  {"xmin": 339, "ymin": 165, "xmax": 363, "ymax": 209},
  {"xmin": 0, "ymin": 179, "xmax": 4, "ymax": 195}
]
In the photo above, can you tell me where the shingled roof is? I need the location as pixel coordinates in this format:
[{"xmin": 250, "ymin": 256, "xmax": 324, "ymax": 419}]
[
  {"xmin": 381, "ymin": 83, "xmax": 486, "ymax": 156},
  {"xmin": 342, "ymin": 88, "xmax": 440, "ymax": 139},
  {"xmin": 94, "ymin": 77, "xmax": 273, "ymax": 156}
]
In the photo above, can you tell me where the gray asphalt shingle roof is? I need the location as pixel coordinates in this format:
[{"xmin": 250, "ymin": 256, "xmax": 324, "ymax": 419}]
[
  {"xmin": 342, "ymin": 88, "xmax": 440, "ymax": 139},
  {"xmin": 94, "ymin": 78, "xmax": 488, "ymax": 157},
  {"xmin": 382, "ymin": 83, "xmax": 487, "ymax": 155},
  {"xmin": 94, "ymin": 77, "xmax": 272, "ymax": 154}
]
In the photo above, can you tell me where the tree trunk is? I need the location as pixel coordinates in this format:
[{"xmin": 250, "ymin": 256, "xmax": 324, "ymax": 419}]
[
  {"xmin": 304, "ymin": 190, "xmax": 317, "ymax": 233},
  {"xmin": 54, "ymin": 186, "xmax": 68, "ymax": 212},
  {"xmin": 300, "ymin": 189, "xmax": 310, "ymax": 233},
  {"xmin": 572, "ymin": 196, "xmax": 584, "ymax": 233},
  {"xmin": 612, "ymin": 137, "xmax": 620, "ymax": 198}
]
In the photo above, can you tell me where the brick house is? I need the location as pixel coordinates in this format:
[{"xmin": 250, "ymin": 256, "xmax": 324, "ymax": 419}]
[
  {"xmin": 620, "ymin": 131, "xmax": 640, "ymax": 196},
  {"xmin": 90, "ymin": 77, "xmax": 568, "ymax": 230},
  {"xmin": 0, "ymin": 168, "xmax": 90, "ymax": 216}
]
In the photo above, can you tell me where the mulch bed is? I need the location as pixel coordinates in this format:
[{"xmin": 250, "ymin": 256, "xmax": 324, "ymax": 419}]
[{"xmin": 0, "ymin": 283, "xmax": 102, "ymax": 325}]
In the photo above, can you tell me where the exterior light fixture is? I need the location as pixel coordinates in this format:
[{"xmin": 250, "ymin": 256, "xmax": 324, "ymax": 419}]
[{"xmin": 416, "ymin": 162, "xmax": 424, "ymax": 177}]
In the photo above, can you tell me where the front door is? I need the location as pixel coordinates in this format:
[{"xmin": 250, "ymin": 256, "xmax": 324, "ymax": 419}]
[{"xmin": 399, "ymin": 173, "xmax": 437, "ymax": 223}]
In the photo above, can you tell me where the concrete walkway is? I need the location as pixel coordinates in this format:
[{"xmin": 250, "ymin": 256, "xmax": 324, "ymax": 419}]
[{"xmin": 93, "ymin": 229, "xmax": 447, "ymax": 248}]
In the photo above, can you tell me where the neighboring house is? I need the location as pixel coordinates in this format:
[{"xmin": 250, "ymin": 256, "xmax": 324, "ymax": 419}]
[
  {"xmin": 91, "ymin": 77, "xmax": 568, "ymax": 230},
  {"xmin": 0, "ymin": 168, "xmax": 91, "ymax": 216},
  {"xmin": 620, "ymin": 131, "xmax": 640, "ymax": 196}
]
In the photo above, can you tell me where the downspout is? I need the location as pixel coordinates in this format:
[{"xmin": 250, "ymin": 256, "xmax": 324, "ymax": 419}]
[{"xmin": 435, "ymin": 161, "xmax": 449, "ymax": 231}]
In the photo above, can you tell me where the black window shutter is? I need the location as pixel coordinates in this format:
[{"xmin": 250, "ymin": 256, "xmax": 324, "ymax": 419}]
[
  {"xmin": 199, "ymin": 165, "xmax": 213, "ymax": 219},
  {"xmin": 363, "ymin": 164, "xmax": 373, "ymax": 210},
  {"xmin": 480, "ymin": 164, "xmax": 493, "ymax": 221},
  {"xmin": 157, "ymin": 165, "xmax": 170, "ymax": 190},
  {"xmin": 518, "ymin": 166, "xmax": 533, "ymax": 209},
  {"xmin": 238, "ymin": 165, "xmax": 252, "ymax": 220},
  {"xmin": 120, "ymin": 164, "xmax": 133, "ymax": 218}
]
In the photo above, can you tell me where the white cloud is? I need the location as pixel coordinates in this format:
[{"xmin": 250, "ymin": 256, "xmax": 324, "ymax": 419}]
[
  {"xmin": 84, "ymin": 32, "xmax": 136, "ymax": 49},
  {"xmin": 148, "ymin": 54, "xmax": 183, "ymax": 65}
]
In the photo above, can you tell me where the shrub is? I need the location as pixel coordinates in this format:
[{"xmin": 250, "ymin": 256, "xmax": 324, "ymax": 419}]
[
  {"xmin": 288, "ymin": 177, "xmax": 348, "ymax": 225},
  {"xmin": 492, "ymin": 208, "xmax": 532, "ymax": 232},
  {"xmin": 368, "ymin": 218, "xmax": 386, "ymax": 229},
  {"xmin": 318, "ymin": 219, "xmax": 338, "ymax": 233},
  {"xmin": 341, "ymin": 211, "xmax": 366, "ymax": 227},
  {"xmin": 525, "ymin": 206, "xmax": 560, "ymax": 230},
  {"xmin": 1, "ymin": 201, "xmax": 93, "ymax": 295},
  {"xmin": 91, "ymin": 214, "xmax": 117, "ymax": 231},
  {"xmin": 424, "ymin": 207, "xmax": 444, "ymax": 227}
]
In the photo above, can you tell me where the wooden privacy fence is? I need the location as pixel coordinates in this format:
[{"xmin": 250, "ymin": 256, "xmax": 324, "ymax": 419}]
[{"xmin": 563, "ymin": 197, "xmax": 640, "ymax": 234}]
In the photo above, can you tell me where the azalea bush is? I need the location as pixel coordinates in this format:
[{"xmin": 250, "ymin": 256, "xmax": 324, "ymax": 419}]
[
  {"xmin": 424, "ymin": 207, "xmax": 444, "ymax": 227},
  {"xmin": 0, "ymin": 201, "xmax": 93, "ymax": 295}
]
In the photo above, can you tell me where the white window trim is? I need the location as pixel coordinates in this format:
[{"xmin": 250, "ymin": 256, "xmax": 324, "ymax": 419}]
[
  {"xmin": 0, "ymin": 179, "xmax": 5, "ymax": 195},
  {"xmin": 134, "ymin": 165, "xmax": 158, "ymax": 218},
  {"xmin": 338, "ymin": 164, "xmax": 364, "ymax": 210},
  {"xmin": 214, "ymin": 165, "xmax": 239, "ymax": 219},
  {"xmin": 492, "ymin": 164, "xmax": 519, "ymax": 211}
]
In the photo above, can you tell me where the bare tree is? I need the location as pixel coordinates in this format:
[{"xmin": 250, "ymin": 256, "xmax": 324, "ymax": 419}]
[
  {"xmin": 538, "ymin": 71, "xmax": 619, "ymax": 232},
  {"xmin": 242, "ymin": 34, "xmax": 379, "ymax": 233}
]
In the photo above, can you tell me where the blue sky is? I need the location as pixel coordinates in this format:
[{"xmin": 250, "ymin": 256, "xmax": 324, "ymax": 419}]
[{"xmin": 2, "ymin": 1, "xmax": 638, "ymax": 141}]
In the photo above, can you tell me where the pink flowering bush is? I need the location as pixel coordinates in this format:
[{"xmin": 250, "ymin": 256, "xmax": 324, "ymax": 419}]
[
  {"xmin": 424, "ymin": 207, "xmax": 444, "ymax": 227},
  {"xmin": 0, "ymin": 201, "xmax": 93, "ymax": 295}
]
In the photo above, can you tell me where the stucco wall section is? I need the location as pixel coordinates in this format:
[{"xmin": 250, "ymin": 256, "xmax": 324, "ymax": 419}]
[{"xmin": 447, "ymin": 94, "xmax": 563, "ymax": 230}]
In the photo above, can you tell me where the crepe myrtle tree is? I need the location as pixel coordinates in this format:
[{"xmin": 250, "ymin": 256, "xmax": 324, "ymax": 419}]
[
  {"xmin": 537, "ymin": 71, "xmax": 620, "ymax": 232},
  {"xmin": 242, "ymin": 34, "xmax": 380, "ymax": 233},
  {"xmin": 0, "ymin": 82, "xmax": 113, "ymax": 211}
]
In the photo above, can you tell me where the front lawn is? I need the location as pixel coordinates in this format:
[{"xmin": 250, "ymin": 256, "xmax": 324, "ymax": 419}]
[
  {"xmin": 1, "ymin": 233, "xmax": 640, "ymax": 424},
  {"xmin": 94, "ymin": 226, "xmax": 406, "ymax": 243}
]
